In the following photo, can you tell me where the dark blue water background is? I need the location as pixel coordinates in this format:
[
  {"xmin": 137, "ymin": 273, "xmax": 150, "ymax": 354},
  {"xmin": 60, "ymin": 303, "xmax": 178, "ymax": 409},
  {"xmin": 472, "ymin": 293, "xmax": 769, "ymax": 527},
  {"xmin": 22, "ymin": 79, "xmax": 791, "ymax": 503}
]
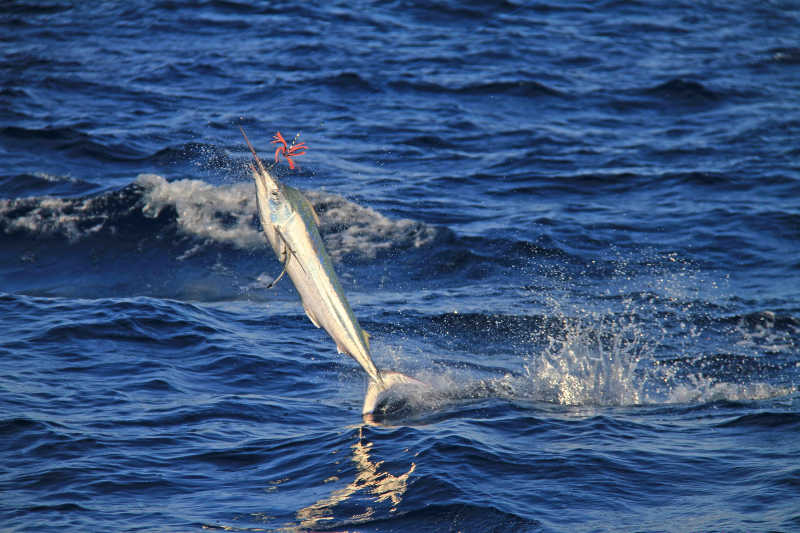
[{"xmin": 2, "ymin": 1, "xmax": 799, "ymax": 531}]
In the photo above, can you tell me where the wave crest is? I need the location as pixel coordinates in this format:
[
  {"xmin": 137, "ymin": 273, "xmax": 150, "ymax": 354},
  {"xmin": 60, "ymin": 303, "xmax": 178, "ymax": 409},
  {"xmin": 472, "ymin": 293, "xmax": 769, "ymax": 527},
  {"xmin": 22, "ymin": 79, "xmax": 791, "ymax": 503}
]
[{"xmin": 0, "ymin": 174, "xmax": 438, "ymax": 262}]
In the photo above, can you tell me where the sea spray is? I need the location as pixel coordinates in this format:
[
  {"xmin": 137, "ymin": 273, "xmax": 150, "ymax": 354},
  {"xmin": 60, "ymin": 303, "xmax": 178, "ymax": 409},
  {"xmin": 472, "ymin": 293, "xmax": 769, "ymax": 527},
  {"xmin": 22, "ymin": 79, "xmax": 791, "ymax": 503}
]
[
  {"xmin": 368, "ymin": 255, "xmax": 796, "ymax": 418},
  {"xmin": 523, "ymin": 300, "xmax": 652, "ymax": 406}
]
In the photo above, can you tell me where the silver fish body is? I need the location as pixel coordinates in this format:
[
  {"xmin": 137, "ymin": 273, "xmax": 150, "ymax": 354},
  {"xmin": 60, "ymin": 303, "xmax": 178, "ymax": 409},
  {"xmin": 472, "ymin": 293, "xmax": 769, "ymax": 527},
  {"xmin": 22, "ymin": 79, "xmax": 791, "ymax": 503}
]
[{"xmin": 243, "ymin": 129, "xmax": 382, "ymax": 387}]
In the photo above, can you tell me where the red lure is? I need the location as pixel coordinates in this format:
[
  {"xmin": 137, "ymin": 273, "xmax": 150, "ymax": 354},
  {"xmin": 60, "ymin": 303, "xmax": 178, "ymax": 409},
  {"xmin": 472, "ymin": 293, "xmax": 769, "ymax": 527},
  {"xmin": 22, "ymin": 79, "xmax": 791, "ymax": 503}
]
[{"xmin": 271, "ymin": 131, "xmax": 307, "ymax": 169}]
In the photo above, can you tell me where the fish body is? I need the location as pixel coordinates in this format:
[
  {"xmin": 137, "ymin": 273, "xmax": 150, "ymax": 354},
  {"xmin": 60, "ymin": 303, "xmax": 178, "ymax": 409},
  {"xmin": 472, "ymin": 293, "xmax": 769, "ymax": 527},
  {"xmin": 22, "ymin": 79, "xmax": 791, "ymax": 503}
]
[
  {"xmin": 242, "ymin": 128, "xmax": 428, "ymax": 417},
  {"xmin": 242, "ymin": 129, "xmax": 383, "ymax": 393}
]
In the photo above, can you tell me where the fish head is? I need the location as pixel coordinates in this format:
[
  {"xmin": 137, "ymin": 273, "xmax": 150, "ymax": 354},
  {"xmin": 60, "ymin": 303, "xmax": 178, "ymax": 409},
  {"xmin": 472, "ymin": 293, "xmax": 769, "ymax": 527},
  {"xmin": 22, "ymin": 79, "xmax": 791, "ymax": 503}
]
[
  {"xmin": 241, "ymin": 127, "xmax": 294, "ymax": 225},
  {"xmin": 251, "ymin": 165, "xmax": 292, "ymax": 224}
]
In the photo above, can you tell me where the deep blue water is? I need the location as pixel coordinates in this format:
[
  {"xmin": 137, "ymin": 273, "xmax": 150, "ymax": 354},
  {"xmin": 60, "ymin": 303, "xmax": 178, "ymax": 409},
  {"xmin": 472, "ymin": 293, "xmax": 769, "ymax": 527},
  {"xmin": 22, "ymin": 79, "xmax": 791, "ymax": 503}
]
[{"xmin": 2, "ymin": 1, "xmax": 799, "ymax": 531}]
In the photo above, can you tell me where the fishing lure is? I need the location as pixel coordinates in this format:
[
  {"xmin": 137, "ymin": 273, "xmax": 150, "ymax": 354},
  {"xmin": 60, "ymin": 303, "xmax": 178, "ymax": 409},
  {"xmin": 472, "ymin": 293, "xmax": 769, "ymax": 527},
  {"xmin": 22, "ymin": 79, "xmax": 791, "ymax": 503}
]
[{"xmin": 271, "ymin": 131, "xmax": 307, "ymax": 169}]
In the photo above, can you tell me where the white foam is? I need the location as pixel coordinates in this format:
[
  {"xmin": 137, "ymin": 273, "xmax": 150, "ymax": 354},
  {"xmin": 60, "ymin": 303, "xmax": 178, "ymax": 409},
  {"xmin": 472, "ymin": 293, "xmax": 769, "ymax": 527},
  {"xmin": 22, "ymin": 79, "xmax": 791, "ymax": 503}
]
[
  {"xmin": 666, "ymin": 378, "xmax": 794, "ymax": 404},
  {"xmin": 137, "ymin": 173, "xmax": 264, "ymax": 249},
  {"xmin": 303, "ymin": 189, "xmax": 437, "ymax": 260},
  {"xmin": 1, "ymin": 173, "xmax": 437, "ymax": 261},
  {"xmin": 0, "ymin": 195, "xmax": 106, "ymax": 242},
  {"xmin": 33, "ymin": 171, "xmax": 81, "ymax": 184},
  {"xmin": 137, "ymin": 174, "xmax": 436, "ymax": 260}
]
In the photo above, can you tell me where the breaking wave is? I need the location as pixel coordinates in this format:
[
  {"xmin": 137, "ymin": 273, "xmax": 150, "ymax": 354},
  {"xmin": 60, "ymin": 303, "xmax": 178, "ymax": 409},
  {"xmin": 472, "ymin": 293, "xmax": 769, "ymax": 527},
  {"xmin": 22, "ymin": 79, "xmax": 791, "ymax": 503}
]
[{"xmin": 0, "ymin": 174, "xmax": 438, "ymax": 261}]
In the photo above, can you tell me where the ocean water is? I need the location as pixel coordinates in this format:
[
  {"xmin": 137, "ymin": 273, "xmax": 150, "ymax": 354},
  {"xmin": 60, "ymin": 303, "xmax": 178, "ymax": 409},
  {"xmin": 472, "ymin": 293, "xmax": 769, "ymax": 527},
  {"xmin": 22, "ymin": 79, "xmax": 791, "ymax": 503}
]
[{"xmin": 2, "ymin": 1, "xmax": 799, "ymax": 531}]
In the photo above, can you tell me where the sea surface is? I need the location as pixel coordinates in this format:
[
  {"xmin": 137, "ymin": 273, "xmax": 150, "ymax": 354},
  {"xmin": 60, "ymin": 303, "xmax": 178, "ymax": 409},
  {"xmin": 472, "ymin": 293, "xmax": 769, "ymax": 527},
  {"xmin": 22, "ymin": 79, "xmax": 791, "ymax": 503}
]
[{"xmin": 2, "ymin": 1, "xmax": 799, "ymax": 531}]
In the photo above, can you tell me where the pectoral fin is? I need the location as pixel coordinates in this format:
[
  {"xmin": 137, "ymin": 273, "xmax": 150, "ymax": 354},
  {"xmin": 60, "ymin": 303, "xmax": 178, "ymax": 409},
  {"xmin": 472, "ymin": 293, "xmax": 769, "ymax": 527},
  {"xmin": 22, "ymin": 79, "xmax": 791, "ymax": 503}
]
[
  {"xmin": 302, "ymin": 301, "xmax": 321, "ymax": 328},
  {"xmin": 274, "ymin": 226, "xmax": 306, "ymax": 276},
  {"xmin": 266, "ymin": 250, "xmax": 289, "ymax": 289}
]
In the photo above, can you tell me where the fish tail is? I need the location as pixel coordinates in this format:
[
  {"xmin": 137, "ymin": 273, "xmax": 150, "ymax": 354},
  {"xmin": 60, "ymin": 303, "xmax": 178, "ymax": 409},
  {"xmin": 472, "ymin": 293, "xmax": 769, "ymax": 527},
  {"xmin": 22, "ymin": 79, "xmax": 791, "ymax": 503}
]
[{"xmin": 362, "ymin": 371, "xmax": 426, "ymax": 415}]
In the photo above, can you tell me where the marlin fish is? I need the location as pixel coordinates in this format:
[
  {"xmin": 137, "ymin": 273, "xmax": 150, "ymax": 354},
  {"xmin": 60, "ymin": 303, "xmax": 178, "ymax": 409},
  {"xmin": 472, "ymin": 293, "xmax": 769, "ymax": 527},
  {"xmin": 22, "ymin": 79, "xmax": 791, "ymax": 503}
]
[{"xmin": 241, "ymin": 128, "xmax": 422, "ymax": 416}]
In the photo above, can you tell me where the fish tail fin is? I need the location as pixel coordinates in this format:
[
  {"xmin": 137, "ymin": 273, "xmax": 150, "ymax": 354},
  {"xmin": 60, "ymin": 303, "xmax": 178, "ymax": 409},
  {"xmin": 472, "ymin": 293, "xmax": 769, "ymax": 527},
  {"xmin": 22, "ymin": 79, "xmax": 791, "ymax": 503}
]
[{"xmin": 362, "ymin": 371, "xmax": 426, "ymax": 415}]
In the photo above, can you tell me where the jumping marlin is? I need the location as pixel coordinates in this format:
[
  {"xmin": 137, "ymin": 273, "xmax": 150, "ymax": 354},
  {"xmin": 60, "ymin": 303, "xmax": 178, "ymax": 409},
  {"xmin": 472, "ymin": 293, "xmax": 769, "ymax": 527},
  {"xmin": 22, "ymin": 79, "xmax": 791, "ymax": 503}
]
[{"xmin": 241, "ymin": 128, "xmax": 423, "ymax": 417}]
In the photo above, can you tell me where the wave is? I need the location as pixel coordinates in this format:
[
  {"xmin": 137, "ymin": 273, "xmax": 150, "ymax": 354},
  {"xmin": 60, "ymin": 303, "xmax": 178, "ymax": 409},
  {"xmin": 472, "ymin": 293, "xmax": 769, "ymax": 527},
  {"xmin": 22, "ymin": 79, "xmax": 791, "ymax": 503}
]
[
  {"xmin": 768, "ymin": 47, "xmax": 800, "ymax": 65},
  {"xmin": 368, "ymin": 503, "xmax": 538, "ymax": 532},
  {"xmin": 389, "ymin": 79, "xmax": 563, "ymax": 98},
  {"xmin": 0, "ymin": 174, "xmax": 438, "ymax": 262},
  {"xmin": 0, "ymin": 172, "xmax": 99, "ymax": 198},
  {"xmin": 314, "ymin": 71, "xmax": 378, "ymax": 92},
  {"xmin": 0, "ymin": 125, "xmax": 146, "ymax": 163},
  {"xmin": 642, "ymin": 78, "xmax": 722, "ymax": 102},
  {"xmin": 0, "ymin": 125, "xmax": 238, "ymax": 172},
  {"xmin": 607, "ymin": 78, "xmax": 733, "ymax": 112},
  {"xmin": 0, "ymin": 173, "xmax": 586, "ymax": 298},
  {"xmin": 1, "ymin": 2, "xmax": 72, "ymax": 16},
  {"xmin": 149, "ymin": 142, "xmax": 233, "ymax": 168},
  {"xmin": 716, "ymin": 411, "xmax": 800, "ymax": 429}
]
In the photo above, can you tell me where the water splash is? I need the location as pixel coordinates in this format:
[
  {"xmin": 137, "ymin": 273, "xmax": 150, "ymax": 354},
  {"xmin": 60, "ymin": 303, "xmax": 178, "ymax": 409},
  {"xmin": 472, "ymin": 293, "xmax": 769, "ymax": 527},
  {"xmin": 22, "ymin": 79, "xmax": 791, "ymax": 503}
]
[
  {"xmin": 523, "ymin": 302, "xmax": 652, "ymax": 406},
  {"xmin": 520, "ymin": 288, "xmax": 796, "ymax": 407},
  {"xmin": 375, "ymin": 255, "xmax": 797, "ymax": 415}
]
